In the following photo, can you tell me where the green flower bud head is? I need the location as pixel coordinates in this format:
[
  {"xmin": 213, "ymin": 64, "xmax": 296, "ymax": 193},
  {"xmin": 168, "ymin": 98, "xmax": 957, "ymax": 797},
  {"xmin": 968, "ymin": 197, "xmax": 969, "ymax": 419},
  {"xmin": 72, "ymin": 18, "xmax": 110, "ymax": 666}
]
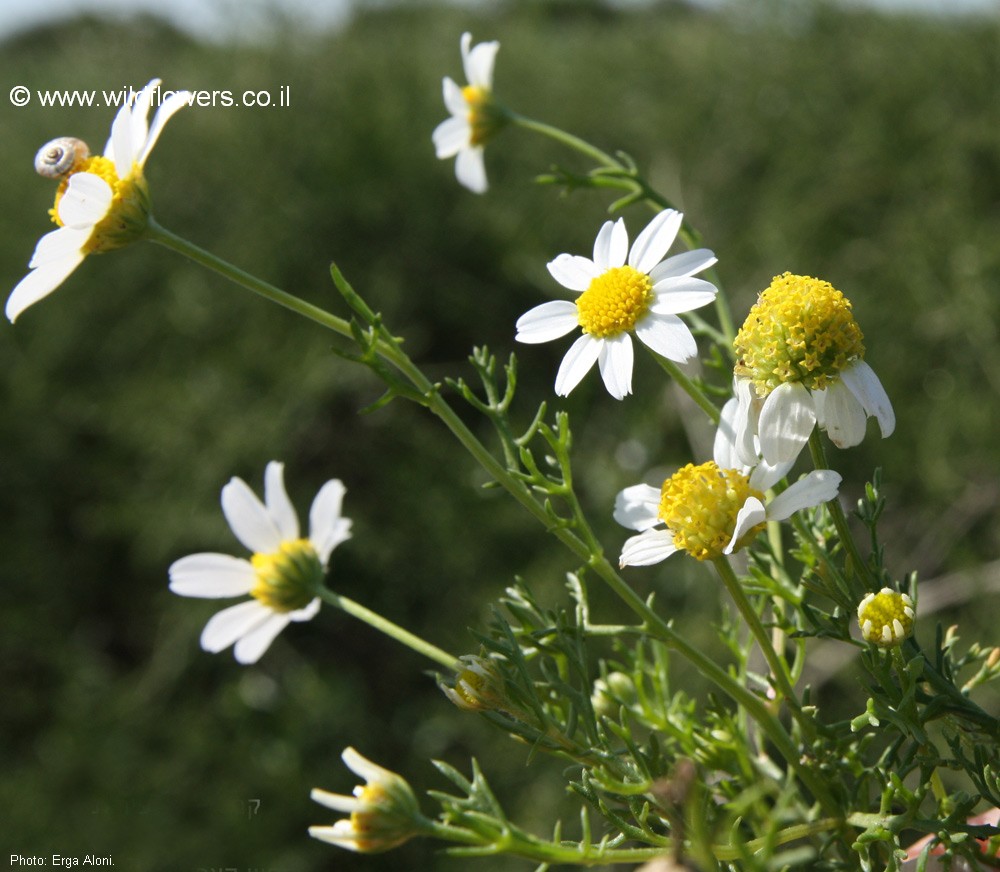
[
  {"xmin": 734, "ymin": 272, "xmax": 865, "ymax": 397},
  {"xmin": 858, "ymin": 588, "xmax": 915, "ymax": 647},
  {"xmin": 442, "ymin": 655, "xmax": 510, "ymax": 713}
]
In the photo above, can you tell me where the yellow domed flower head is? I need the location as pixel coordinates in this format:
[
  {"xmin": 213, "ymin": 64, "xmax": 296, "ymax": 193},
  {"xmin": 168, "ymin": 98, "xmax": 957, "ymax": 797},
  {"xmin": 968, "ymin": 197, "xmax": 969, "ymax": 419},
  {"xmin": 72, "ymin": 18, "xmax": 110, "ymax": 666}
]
[
  {"xmin": 432, "ymin": 32, "xmax": 508, "ymax": 194},
  {"xmin": 168, "ymin": 461, "xmax": 352, "ymax": 664},
  {"xmin": 615, "ymin": 398, "xmax": 841, "ymax": 566},
  {"xmin": 516, "ymin": 210, "xmax": 718, "ymax": 399},
  {"xmin": 7, "ymin": 79, "xmax": 191, "ymax": 322},
  {"xmin": 310, "ymin": 748, "xmax": 426, "ymax": 853},
  {"xmin": 858, "ymin": 588, "xmax": 915, "ymax": 647},
  {"xmin": 731, "ymin": 273, "xmax": 895, "ymax": 465}
]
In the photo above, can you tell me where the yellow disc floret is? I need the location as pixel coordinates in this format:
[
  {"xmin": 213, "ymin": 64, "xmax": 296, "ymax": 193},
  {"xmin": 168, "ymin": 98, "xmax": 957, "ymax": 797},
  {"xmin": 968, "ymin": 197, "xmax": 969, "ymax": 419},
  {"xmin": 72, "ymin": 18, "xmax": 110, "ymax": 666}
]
[
  {"xmin": 733, "ymin": 272, "xmax": 865, "ymax": 397},
  {"xmin": 48, "ymin": 155, "xmax": 151, "ymax": 254},
  {"xmin": 250, "ymin": 538, "xmax": 323, "ymax": 613},
  {"xmin": 858, "ymin": 588, "xmax": 915, "ymax": 647},
  {"xmin": 658, "ymin": 461, "xmax": 765, "ymax": 560},
  {"xmin": 576, "ymin": 266, "xmax": 654, "ymax": 338}
]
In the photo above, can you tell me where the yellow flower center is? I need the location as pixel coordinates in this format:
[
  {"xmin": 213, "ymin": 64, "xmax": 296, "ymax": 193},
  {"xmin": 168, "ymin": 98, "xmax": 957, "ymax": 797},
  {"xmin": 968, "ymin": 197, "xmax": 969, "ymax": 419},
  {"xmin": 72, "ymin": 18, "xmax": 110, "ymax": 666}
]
[
  {"xmin": 576, "ymin": 266, "xmax": 653, "ymax": 338},
  {"xmin": 658, "ymin": 462, "xmax": 765, "ymax": 561},
  {"xmin": 47, "ymin": 155, "xmax": 151, "ymax": 254},
  {"xmin": 857, "ymin": 588, "xmax": 915, "ymax": 647},
  {"xmin": 250, "ymin": 538, "xmax": 323, "ymax": 613},
  {"xmin": 462, "ymin": 85, "xmax": 504, "ymax": 147},
  {"xmin": 733, "ymin": 272, "xmax": 865, "ymax": 397}
]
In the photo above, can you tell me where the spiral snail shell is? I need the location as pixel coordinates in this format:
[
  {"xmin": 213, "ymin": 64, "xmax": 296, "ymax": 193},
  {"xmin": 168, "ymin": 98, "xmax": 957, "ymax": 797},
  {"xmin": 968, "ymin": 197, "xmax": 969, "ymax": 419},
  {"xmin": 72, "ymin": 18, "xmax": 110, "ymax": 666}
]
[{"xmin": 34, "ymin": 137, "xmax": 90, "ymax": 179}]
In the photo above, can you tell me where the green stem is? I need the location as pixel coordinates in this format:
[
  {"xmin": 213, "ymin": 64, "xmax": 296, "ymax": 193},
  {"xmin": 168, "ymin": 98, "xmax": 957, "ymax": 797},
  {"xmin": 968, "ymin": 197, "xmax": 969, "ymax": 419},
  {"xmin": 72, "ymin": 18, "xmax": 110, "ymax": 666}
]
[
  {"xmin": 712, "ymin": 556, "xmax": 811, "ymax": 735},
  {"xmin": 421, "ymin": 815, "xmax": 844, "ymax": 864},
  {"xmin": 509, "ymin": 112, "xmax": 622, "ymax": 169},
  {"xmin": 318, "ymin": 588, "xmax": 458, "ymax": 671},
  {"xmin": 146, "ymin": 218, "xmax": 357, "ymax": 342},
  {"xmin": 650, "ymin": 353, "xmax": 721, "ymax": 424},
  {"xmin": 807, "ymin": 429, "xmax": 873, "ymax": 597}
]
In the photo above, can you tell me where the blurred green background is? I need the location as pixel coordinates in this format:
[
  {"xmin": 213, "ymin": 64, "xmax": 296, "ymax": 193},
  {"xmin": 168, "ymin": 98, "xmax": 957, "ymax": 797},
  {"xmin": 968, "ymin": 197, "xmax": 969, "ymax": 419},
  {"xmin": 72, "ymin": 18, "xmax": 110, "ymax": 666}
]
[{"xmin": 1, "ymin": 1, "xmax": 999, "ymax": 869}]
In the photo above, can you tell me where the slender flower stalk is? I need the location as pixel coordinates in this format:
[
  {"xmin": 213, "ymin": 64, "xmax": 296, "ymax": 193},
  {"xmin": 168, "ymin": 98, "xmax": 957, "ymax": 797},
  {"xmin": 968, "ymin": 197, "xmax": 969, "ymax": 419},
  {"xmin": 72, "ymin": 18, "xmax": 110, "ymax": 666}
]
[{"xmin": 319, "ymin": 588, "xmax": 458, "ymax": 671}]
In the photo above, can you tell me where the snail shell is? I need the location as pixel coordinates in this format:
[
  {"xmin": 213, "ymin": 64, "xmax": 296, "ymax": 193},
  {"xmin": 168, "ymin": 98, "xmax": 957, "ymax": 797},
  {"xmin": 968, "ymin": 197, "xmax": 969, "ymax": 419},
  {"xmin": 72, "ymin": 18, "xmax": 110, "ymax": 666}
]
[{"xmin": 34, "ymin": 137, "xmax": 90, "ymax": 179}]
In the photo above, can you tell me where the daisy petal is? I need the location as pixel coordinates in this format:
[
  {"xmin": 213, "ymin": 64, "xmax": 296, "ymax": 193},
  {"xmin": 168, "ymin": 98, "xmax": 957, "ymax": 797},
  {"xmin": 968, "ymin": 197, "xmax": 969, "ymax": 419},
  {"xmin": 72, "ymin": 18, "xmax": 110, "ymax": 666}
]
[
  {"xmin": 168, "ymin": 553, "xmax": 255, "ymax": 598},
  {"xmin": 200, "ymin": 600, "xmax": 271, "ymax": 654},
  {"xmin": 598, "ymin": 334, "xmax": 634, "ymax": 400},
  {"xmin": 758, "ymin": 382, "xmax": 816, "ymax": 465},
  {"xmin": 515, "ymin": 300, "xmax": 579, "ymax": 343},
  {"xmin": 748, "ymin": 455, "xmax": 796, "ymax": 492},
  {"xmin": 634, "ymin": 312, "xmax": 697, "ymax": 363},
  {"xmin": 628, "ymin": 209, "xmax": 682, "ymax": 274},
  {"xmin": 310, "ymin": 788, "xmax": 362, "ymax": 815},
  {"xmin": 465, "ymin": 39, "xmax": 499, "ymax": 89},
  {"xmin": 28, "ymin": 225, "xmax": 91, "ymax": 268},
  {"xmin": 726, "ymin": 497, "xmax": 767, "ymax": 553},
  {"xmin": 288, "ymin": 597, "xmax": 322, "ymax": 623},
  {"xmin": 649, "ymin": 248, "xmax": 717, "ymax": 280},
  {"xmin": 593, "ymin": 219, "xmax": 628, "ymax": 270},
  {"xmin": 6, "ymin": 248, "xmax": 86, "ymax": 322},
  {"xmin": 620, "ymin": 530, "xmax": 678, "ymax": 567},
  {"xmin": 555, "ymin": 334, "xmax": 602, "ymax": 396},
  {"xmin": 613, "ymin": 484, "xmax": 662, "ymax": 531},
  {"xmin": 455, "ymin": 146, "xmax": 487, "ymax": 194},
  {"xmin": 732, "ymin": 378, "xmax": 762, "ymax": 467},
  {"xmin": 310, "ymin": 480, "xmax": 352, "ymax": 565},
  {"xmin": 234, "ymin": 612, "xmax": 293, "ymax": 664},
  {"xmin": 648, "ymin": 277, "xmax": 718, "ymax": 314},
  {"xmin": 713, "ymin": 398, "xmax": 743, "ymax": 469},
  {"xmin": 546, "ymin": 254, "xmax": 600, "ymax": 292},
  {"xmin": 432, "ymin": 116, "xmax": 469, "ymax": 158},
  {"xmin": 221, "ymin": 476, "xmax": 283, "ymax": 554},
  {"xmin": 109, "ymin": 101, "xmax": 136, "ymax": 178},
  {"xmin": 841, "ymin": 360, "xmax": 895, "ymax": 438},
  {"xmin": 129, "ymin": 79, "xmax": 158, "ymax": 157},
  {"xmin": 264, "ymin": 461, "xmax": 300, "ymax": 541},
  {"xmin": 766, "ymin": 470, "xmax": 842, "ymax": 521},
  {"xmin": 57, "ymin": 173, "xmax": 113, "ymax": 228},
  {"xmin": 137, "ymin": 89, "xmax": 191, "ymax": 167},
  {"xmin": 818, "ymin": 380, "xmax": 867, "ymax": 449},
  {"xmin": 441, "ymin": 77, "xmax": 466, "ymax": 117}
]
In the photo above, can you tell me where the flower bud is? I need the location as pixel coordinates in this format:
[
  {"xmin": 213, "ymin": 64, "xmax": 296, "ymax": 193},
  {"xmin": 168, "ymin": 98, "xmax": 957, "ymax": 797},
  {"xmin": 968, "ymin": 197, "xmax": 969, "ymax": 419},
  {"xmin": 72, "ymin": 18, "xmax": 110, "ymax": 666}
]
[{"xmin": 309, "ymin": 748, "xmax": 424, "ymax": 853}]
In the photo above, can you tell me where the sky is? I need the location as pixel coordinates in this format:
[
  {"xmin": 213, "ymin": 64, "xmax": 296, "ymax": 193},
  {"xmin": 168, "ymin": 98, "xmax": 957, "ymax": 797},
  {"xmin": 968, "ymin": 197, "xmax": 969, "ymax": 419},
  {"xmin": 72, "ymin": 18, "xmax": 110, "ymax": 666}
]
[{"xmin": 0, "ymin": 0, "xmax": 996, "ymax": 42}]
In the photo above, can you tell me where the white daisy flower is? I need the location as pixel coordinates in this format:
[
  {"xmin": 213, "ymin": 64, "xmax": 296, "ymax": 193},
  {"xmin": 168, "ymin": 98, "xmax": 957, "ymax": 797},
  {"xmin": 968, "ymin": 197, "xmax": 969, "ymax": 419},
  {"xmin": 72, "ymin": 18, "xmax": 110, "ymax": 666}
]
[
  {"xmin": 6, "ymin": 78, "xmax": 190, "ymax": 323},
  {"xmin": 515, "ymin": 210, "xmax": 718, "ymax": 399},
  {"xmin": 732, "ymin": 272, "xmax": 895, "ymax": 465},
  {"xmin": 309, "ymin": 747, "xmax": 423, "ymax": 853},
  {"xmin": 168, "ymin": 461, "xmax": 352, "ymax": 665},
  {"xmin": 432, "ymin": 32, "xmax": 505, "ymax": 194},
  {"xmin": 615, "ymin": 397, "xmax": 841, "ymax": 566}
]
